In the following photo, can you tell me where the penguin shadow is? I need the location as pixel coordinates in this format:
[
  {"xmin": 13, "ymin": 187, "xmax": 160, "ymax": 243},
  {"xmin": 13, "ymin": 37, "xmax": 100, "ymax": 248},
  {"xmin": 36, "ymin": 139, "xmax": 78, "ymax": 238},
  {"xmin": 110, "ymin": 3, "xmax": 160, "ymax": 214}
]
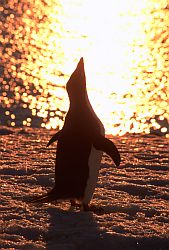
[
  {"xmin": 44, "ymin": 203, "xmax": 169, "ymax": 250},
  {"xmin": 44, "ymin": 204, "xmax": 118, "ymax": 250},
  {"xmin": 44, "ymin": 205, "xmax": 129, "ymax": 250}
]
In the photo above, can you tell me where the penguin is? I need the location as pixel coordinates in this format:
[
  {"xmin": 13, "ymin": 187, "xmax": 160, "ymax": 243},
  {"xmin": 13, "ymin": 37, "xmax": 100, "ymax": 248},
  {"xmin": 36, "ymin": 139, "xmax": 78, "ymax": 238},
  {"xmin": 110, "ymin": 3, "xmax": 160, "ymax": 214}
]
[{"xmin": 31, "ymin": 58, "xmax": 121, "ymax": 211}]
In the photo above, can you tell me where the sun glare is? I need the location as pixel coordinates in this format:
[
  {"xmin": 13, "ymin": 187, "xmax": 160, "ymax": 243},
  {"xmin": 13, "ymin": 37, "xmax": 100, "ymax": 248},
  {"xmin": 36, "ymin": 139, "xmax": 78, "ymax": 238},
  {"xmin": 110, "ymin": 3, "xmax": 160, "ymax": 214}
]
[
  {"xmin": 0, "ymin": 0, "xmax": 169, "ymax": 136},
  {"xmin": 59, "ymin": 0, "xmax": 169, "ymax": 135}
]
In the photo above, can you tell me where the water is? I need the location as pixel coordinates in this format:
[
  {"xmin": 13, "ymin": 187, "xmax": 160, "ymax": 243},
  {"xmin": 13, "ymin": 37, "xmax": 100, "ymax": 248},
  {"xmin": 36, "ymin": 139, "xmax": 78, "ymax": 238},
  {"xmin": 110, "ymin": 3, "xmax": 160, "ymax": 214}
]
[{"xmin": 0, "ymin": 0, "xmax": 169, "ymax": 136}]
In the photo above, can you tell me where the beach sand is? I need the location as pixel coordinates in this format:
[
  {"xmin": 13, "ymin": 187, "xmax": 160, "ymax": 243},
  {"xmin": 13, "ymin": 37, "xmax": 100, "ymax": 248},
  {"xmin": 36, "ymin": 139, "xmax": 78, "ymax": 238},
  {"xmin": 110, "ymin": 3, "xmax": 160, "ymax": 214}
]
[{"xmin": 0, "ymin": 126, "xmax": 168, "ymax": 250}]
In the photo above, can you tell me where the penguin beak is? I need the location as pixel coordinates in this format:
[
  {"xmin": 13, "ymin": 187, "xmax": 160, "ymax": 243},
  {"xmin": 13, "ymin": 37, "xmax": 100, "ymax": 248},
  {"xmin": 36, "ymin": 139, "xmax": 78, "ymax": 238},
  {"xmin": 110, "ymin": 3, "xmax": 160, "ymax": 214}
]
[
  {"xmin": 66, "ymin": 57, "xmax": 86, "ymax": 95},
  {"xmin": 77, "ymin": 57, "xmax": 84, "ymax": 67},
  {"xmin": 75, "ymin": 57, "xmax": 85, "ymax": 76}
]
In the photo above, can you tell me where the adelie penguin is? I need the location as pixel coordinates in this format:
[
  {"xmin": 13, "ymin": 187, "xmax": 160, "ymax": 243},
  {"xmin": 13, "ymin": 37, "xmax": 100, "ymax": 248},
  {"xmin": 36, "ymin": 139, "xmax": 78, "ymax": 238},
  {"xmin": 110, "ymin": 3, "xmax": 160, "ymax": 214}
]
[{"xmin": 31, "ymin": 57, "xmax": 121, "ymax": 211}]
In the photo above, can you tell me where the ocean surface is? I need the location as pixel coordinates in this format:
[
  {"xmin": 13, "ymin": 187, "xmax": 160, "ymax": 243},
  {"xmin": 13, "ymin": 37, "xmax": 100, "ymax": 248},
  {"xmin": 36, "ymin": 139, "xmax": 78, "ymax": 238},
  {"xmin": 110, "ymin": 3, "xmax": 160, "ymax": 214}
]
[{"xmin": 0, "ymin": 0, "xmax": 169, "ymax": 136}]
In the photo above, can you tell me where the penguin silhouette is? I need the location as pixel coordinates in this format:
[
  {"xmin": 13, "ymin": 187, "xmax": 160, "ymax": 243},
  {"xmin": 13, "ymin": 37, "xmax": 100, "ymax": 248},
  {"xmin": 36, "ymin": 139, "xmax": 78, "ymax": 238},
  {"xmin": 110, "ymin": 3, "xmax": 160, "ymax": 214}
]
[{"xmin": 32, "ymin": 58, "xmax": 121, "ymax": 211}]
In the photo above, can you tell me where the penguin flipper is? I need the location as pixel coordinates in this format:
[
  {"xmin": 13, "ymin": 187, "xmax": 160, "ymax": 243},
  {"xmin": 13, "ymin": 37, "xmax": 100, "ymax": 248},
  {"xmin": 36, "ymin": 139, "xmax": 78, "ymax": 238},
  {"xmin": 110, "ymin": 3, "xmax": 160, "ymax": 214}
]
[
  {"xmin": 47, "ymin": 130, "xmax": 62, "ymax": 147},
  {"xmin": 93, "ymin": 136, "xmax": 121, "ymax": 166}
]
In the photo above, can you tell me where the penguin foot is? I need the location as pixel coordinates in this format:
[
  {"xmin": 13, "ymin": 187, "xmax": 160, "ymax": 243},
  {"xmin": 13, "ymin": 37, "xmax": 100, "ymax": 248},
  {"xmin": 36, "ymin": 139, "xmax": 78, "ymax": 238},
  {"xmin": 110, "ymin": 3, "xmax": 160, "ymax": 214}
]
[
  {"xmin": 70, "ymin": 199, "xmax": 77, "ymax": 207},
  {"xmin": 69, "ymin": 200, "xmax": 90, "ymax": 211},
  {"xmin": 81, "ymin": 204, "xmax": 105, "ymax": 213},
  {"xmin": 69, "ymin": 200, "xmax": 82, "ymax": 211}
]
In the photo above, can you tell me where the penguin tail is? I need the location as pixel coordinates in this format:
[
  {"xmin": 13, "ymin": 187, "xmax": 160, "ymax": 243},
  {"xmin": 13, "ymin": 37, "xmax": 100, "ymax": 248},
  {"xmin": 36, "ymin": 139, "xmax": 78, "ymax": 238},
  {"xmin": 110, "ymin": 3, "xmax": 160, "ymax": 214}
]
[{"xmin": 29, "ymin": 188, "xmax": 57, "ymax": 203}]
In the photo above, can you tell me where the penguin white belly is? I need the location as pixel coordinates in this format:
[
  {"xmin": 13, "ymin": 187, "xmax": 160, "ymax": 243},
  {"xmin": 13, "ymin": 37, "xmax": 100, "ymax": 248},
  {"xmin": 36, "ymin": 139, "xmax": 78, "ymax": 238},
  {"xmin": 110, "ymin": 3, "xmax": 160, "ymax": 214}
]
[{"xmin": 82, "ymin": 146, "xmax": 103, "ymax": 204}]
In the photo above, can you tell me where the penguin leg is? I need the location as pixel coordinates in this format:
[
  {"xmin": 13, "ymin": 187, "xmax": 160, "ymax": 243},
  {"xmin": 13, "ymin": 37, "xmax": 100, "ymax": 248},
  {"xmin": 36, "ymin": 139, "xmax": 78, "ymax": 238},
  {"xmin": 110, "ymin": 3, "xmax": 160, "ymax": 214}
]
[
  {"xmin": 69, "ymin": 200, "xmax": 90, "ymax": 211},
  {"xmin": 68, "ymin": 200, "xmax": 81, "ymax": 211},
  {"xmin": 47, "ymin": 130, "xmax": 62, "ymax": 147},
  {"xmin": 70, "ymin": 199, "xmax": 77, "ymax": 207},
  {"xmin": 70, "ymin": 200, "xmax": 81, "ymax": 208}
]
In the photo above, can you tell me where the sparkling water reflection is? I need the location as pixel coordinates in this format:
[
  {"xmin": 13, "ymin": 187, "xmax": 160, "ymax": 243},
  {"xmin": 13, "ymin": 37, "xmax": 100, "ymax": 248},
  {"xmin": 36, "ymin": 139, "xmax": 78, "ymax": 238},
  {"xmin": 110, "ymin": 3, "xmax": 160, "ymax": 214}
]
[{"xmin": 0, "ymin": 0, "xmax": 169, "ymax": 136}]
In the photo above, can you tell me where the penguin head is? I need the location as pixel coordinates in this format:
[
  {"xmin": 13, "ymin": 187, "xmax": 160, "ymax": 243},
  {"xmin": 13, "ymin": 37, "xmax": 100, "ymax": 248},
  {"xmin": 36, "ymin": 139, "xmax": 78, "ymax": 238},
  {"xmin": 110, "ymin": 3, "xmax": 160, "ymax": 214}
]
[{"xmin": 66, "ymin": 57, "xmax": 87, "ymax": 102}]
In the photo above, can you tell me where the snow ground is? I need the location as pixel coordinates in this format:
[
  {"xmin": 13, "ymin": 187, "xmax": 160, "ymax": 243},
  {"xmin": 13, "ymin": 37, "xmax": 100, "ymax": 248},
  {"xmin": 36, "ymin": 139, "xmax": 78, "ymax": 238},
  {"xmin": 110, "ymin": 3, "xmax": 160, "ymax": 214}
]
[{"xmin": 0, "ymin": 127, "xmax": 169, "ymax": 250}]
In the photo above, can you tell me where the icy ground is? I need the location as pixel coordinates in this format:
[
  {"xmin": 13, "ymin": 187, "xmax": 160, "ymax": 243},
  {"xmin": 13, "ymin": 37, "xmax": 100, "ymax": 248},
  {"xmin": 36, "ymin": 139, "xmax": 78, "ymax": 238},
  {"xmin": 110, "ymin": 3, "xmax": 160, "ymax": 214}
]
[{"xmin": 0, "ymin": 127, "xmax": 169, "ymax": 250}]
